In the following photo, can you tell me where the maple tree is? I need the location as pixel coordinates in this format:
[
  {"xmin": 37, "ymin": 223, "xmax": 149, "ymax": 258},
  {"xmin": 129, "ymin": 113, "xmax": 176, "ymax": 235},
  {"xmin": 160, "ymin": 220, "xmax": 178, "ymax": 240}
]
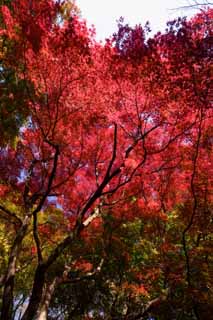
[{"xmin": 0, "ymin": 1, "xmax": 212, "ymax": 319}]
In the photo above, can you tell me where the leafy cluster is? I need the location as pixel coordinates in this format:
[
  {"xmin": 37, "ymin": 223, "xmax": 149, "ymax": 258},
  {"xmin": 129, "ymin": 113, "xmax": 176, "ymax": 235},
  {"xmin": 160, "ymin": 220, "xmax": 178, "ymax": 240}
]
[{"xmin": 0, "ymin": 1, "xmax": 212, "ymax": 319}]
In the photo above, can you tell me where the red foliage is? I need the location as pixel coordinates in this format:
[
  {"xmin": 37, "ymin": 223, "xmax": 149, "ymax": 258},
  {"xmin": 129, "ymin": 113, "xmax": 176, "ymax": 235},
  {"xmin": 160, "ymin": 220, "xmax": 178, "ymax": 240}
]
[
  {"xmin": 73, "ymin": 259, "xmax": 93, "ymax": 272},
  {"xmin": 1, "ymin": 0, "xmax": 211, "ymax": 248},
  {"xmin": 0, "ymin": 2, "xmax": 212, "ymax": 318}
]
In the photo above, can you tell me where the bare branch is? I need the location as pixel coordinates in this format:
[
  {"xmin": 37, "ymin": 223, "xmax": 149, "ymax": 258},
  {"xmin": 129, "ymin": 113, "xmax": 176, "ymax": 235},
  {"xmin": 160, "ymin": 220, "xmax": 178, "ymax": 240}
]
[{"xmin": 171, "ymin": 0, "xmax": 213, "ymax": 11}]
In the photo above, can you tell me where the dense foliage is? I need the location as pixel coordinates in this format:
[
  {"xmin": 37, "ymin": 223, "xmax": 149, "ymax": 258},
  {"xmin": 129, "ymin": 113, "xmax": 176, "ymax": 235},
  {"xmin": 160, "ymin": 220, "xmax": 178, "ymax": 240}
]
[{"xmin": 0, "ymin": 1, "xmax": 212, "ymax": 319}]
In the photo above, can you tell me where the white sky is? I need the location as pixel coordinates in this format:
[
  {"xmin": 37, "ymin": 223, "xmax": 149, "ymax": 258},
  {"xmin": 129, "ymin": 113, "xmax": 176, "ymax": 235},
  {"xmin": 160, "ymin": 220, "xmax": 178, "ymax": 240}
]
[{"xmin": 77, "ymin": 0, "xmax": 198, "ymax": 41}]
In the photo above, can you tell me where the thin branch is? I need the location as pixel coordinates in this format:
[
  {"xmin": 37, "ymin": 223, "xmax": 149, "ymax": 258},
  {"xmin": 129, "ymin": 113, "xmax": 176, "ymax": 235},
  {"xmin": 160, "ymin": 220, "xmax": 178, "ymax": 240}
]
[
  {"xmin": 23, "ymin": 159, "xmax": 37, "ymax": 206},
  {"xmin": 182, "ymin": 110, "xmax": 203, "ymax": 286},
  {"xmin": 171, "ymin": 0, "xmax": 213, "ymax": 10},
  {"xmin": 125, "ymin": 123, "xmax": 159, "ymax": 158},
  {"xmin": 105, "ymin": 123, "xmax": 118, "ymax": 178},
  {"xmin": 32, "ymin": 144, "xmax": 60, "ymax": 216}
]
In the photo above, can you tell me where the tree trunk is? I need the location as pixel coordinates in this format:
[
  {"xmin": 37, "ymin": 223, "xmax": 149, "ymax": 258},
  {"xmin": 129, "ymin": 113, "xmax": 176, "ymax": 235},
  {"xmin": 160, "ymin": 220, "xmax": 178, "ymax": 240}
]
[
  {"xmin": 1, "ymin": 274, "xmax": 14, "ymax": 320},
  {"xmin": 1, "ymin": 216, "xmax": 30, "ymax": 320},
  {"xmin": 21, "ymin": 264, "xmax": 47, "ymax": 320},
  {"xmin": 36, "ymin": 278, "xmax": 57, "ymax": 320}
]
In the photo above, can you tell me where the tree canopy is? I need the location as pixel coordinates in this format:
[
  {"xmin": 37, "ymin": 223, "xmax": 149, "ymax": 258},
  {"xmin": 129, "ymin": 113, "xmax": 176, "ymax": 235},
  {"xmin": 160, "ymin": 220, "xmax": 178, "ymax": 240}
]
[{"xmin": 0, "ymin": 1, "xmax": 212, "ymax": 319}]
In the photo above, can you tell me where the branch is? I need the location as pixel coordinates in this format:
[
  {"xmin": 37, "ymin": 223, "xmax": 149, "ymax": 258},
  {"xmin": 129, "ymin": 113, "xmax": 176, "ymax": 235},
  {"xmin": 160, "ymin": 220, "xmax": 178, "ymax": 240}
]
[
  {"xmin": 182, "ymin": 111, "xmax": 203, "ymax": 286},
  {"xmin": 32, "ymin": 144, "xmax": 60, "ymax": 216},
  {"xmin": 0, "ymin": 205, "xmax": 22, "ymax": 227},
  {"xmin": 105, "ymin": 123, "xmax": 118, "ymax": 178},
  {"xmin": 125, "ymin": 124, "xmax": 159, "ymax": 158},
  {"xmin": 75, "ymin": 123, "xmax": 118, "ymax": 224},
  {"xmin": 44, "ymin": 206, "xmax": 103, "ymax": 270},
  {"xmin": 83, "ymin": 207, "xmax": 101, "ymax": 227},
  {"xmin": 61, "ymin": 258, "xmax": 104, "ymax": 284},
  {"xmin": 33, "ymin": 212, "xmax": 43, "ymax": 263},
  {"xmin": 171, "ymin": 0, "xmax": 213, "ymax": 10},
  {"xmin": 43, "ymin": 231, "xmax": 76, "ymax": 270},
  {"xmin": 23, "ymin": 159, "xmax": 37, "ymax": 206},
  {"xmin": 102, "ymin": 132, "xmax": 148, "ymax": 196},
  {"xmin": 114, "ymin": 291, "xmax": 170, "ymax": 320}
]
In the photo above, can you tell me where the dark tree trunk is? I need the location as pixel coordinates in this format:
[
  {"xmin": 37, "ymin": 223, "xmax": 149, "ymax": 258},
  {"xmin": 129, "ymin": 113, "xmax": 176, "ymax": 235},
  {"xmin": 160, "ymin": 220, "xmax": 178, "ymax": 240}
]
[
  {"xmin": 1, "ymin": 275, "xmax": 14, "ymax": 320},
  {"xmin": 1, "ymin": 217, "xmax": 30, "ymax": 320},
  {"xmin": 36, "ymin": 278, "xmax": 57, "ymax": 320},
  {"xmin": 21, "ymin": 264, "xmax": 47, "ymax": 320}
]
